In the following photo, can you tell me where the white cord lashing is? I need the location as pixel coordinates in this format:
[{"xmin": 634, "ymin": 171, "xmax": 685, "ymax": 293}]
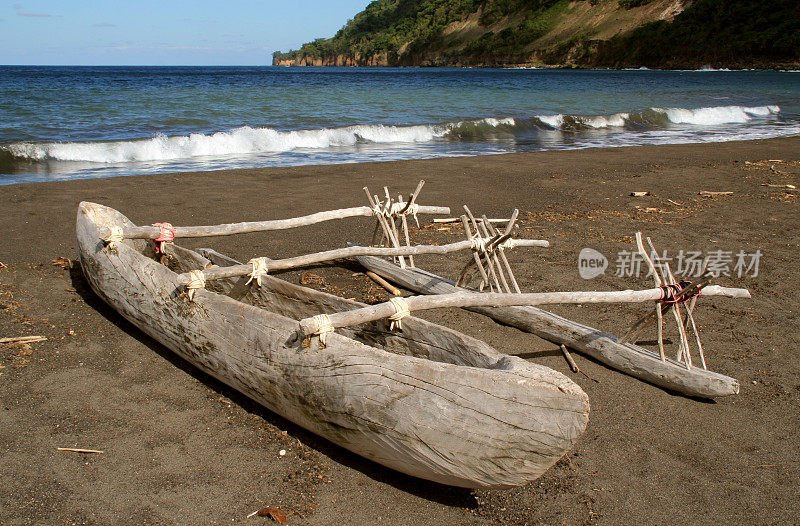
[
  {"xmin": 104, "ymin": 226, "xmax": 124, "ymax": 248},
  {"xmin": 245, "ymin": 257, "xmax": 269, "ymax": 287},
  {"xmin": 185, "ymin": 270, "xmax": 206, "ymax": 301},
  {"xmin": 387, "ymin": 296, "xmax": 411, "ymax": 331},
  {"xmin": 312, "ymin": 314, "xmax": 335, "ymax": 347},
  {"xmin": 470, "ymin": 236, "xmax": 489, "ymax": 253}
]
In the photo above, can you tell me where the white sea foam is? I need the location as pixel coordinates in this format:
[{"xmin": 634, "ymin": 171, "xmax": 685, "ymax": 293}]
[
  {"xmin": 537, "ymin": 114, "xmax": 565, "ymax": 128},
  {"xmin": 533, "ymin": 105, "xmax": 780, "ymax": 129},
  {"xmin": 6, "ymin": 118, "xmax": 521, "ymax": 164},
  {"xmin": 7, "ymin": 123, "xmax": 452, "ymax": 164},
  {"xmin": 658, "ymin": 105, "xmax": 779, "ymax": 125},
  {"xmin": 577, "ymin": 113, "xmax": 630, "ymax": 128}
]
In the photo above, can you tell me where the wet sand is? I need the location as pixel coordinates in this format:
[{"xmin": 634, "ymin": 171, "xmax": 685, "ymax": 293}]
[{"xmin": 1, "ymin": 137, "xmax": 798, "ymax": 525}]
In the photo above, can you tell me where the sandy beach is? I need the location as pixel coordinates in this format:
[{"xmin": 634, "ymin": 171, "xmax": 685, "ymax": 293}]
[{"xmin": 1, "ymin": 137, "xmax": 799, "ymax": 525}]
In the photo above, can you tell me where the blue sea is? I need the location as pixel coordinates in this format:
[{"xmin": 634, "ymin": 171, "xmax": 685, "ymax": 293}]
[{"xmin": 1, "ymin": 66, "xmax": 799, "ymax": 184}]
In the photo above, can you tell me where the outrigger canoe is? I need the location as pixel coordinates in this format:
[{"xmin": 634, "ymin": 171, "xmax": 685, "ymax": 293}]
[{"xmin": 76, "ymin": 202, "xmax": 589, "ymax": 489}]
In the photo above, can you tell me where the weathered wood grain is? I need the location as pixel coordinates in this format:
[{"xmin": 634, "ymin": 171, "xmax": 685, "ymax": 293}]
[
  {"xmin": 354, "ymin": 255, "xmax": 741, "ymax": 398},
  {"xmin": 178, "ymin": 238, "xmax": 551, "ymax": 285},
  {"xmin": 77, "ymin": 202, "xmax": 589, "ymax": 489},
  {"xmin": 97, "ymin": 205, "xmax": 450, "ymax": 241}
]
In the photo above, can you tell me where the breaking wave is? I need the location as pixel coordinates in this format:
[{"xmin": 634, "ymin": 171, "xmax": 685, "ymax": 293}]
[
  {"xmin": 531, "ymin": 104, "xmax": 780, "ymax": 130},
  {"xmin": 3, "ymin": 117, "xmax": 514, "ymax": 164},
  {"xmin": 0, "ymin": 105, "xmax": 785, "ymax": 165}
]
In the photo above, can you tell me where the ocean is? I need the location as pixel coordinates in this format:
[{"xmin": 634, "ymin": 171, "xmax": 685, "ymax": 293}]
[{"xmin": 1, "ymin": 66, "xmax": 798, "ymax": 184}]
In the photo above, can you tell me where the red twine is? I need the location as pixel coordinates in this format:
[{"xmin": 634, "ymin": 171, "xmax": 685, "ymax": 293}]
[
  {"xmin": 151, "ymin": 222, "xmax": 175, "ymax": 253},
  {"xmin": 658, "ymin": 280, "xmax": 701, "ymax": 304}
]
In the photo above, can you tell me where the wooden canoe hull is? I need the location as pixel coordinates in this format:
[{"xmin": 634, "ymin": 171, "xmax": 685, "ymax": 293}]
[
  {"xmin": 355, "ymin": 255, "xmax": 740, "ymax": 398},
  {"xmin": 76, "ymin": 202, "xmax": 589, "ymax": 489}
]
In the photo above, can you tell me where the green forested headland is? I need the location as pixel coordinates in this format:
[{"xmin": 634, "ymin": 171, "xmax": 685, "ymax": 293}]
[{"xmin": 272, "ymin": 0, "xmax": 799, "ymax": 69}]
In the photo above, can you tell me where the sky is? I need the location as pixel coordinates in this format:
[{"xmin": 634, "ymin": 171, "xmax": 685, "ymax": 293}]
[{"xmin": 1, "ymin": 1, "xmax": 372, "ymax": 65}]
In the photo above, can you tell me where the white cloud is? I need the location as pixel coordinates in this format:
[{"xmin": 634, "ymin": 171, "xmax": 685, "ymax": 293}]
[
  {"xmin": 92, "ymin": 22, "xmax": 116, "ymax": 28},
  {"xmin": 14, "ymin": 3, "xmax": 58, "ymax": 17}
]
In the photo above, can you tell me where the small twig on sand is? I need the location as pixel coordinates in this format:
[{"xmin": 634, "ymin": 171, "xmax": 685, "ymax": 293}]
[
  {"xmin": 433, "ymin": 217, "xmax": 507, "ymax": 224},
  {"xmin": 666, "ymin": 199, "xmax": 684, "ymax": 207},
  {"xmin": 761, "ymin": 183, "xmax": 796, "ymax": 189},
  {"xmin": 560, "ymin": 344, "xmax": 580, "ymax": 373},
  {"xmin": 770, "ymin": 165, "xmax": 788, "ymax": 176},
  {"xmin": 699, "ymin": 191, "xmax": 733, "ymax": 198},
  {"xmin": 0, "ymin": 336, "xmax": 47, "ymax": 344},
  {"xmin": 57, "ymin": 447, "xmax": 104, "ymax": 454}
]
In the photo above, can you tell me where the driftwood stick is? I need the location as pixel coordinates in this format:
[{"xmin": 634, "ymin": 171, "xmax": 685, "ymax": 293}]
[
  {"xmin": 645, "ymin": 235, "xmax": 688, "ymax": 364},
  {"xmin": 699, "ymin": 190, "xmax": 733, "ymax": 197},
  {"xmin": 57, "ymin": 447, "xmax": 103, "ymax": 454},
  {"xmin": 433, "ymin": 218, "xmax": 509, "ymax": 224},
  {"xmin": 663, "ymin": 262, "xmax": 692, "ymax": 369},
  {"xmin": 647, "ymin": 246, "xmax": 691, "ymax": 369},
  {"xmin": 635, "ymin": 233, "xmax": 665, "ymax": 361},
  {"xmin": 497, "ymin": 211, "xmax": 523, "ymax": 293},
  {"xmin": 400, "ymin": 180, "xmax": 425, "ymax": 218},
  {"xmin": 0, "ymin": 335, "xmax": 47, "ymax": 344},
  {"xmin": 366, "ymin": 271, "xmax": 401, "ymax": 296},
  {"xmin": 383, "ymin": 188, "xmax": 404, "ymax": 248},
  {"xmin": 400, "ymin": 213, "xmax": 414, "ymax": 267},
  {"xmin": 481, "ymin": 214, "xmax": 510, "ymax": 292},
  {"xmin": 560, "ymin": 344, "xmax": 580, "ymax": 373},
  {"xmin": 178, "ymin": 238, "xmax": 551, "ymax": 285},
  {"xmin": 99, "ymin": 204, "xmax": 450, "ymax": 241},
  {"xmin": 377, "ymin": 191, "xmax": 406, "ymax": 268},
  {"xmin": 458, "ymin": 215, "xmax": 491, "ymax": 290},
  {"xmin": 482, "ymin": 214, "xmax": 511, "ymax": 293},
  {"xmin": 398, "ymin": 193, "xmax": 416, "ymax": 267},
  {"xmin": 685, "ymin": 305, "xmax": 706, "ymax": 369},
  {"xmin": 371, "ymin": 191, "xmax": 405, "ymax": 266},
  {"xmin": 464, "ymin": 206, "xmax": 501, "ymax": 292},
  {"xmin": 683, "ymin": 258, "xmax": 710, "ymax": 369},
  {"xmin": 364, "ymin": 189, "xmax": 397, "ymax": 248},
  {"xmin": 484, "ymin": 213, "xmax": 522, "ymax": 293},
  {"xmin": 297, "ymin": 286, "xmax": 751, "ymax": 335}
]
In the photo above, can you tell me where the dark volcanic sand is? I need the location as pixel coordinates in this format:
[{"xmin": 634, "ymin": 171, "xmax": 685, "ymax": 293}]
[{"xmin": 1, "ymin": 138, "xmax": 798, "ymax": 525}]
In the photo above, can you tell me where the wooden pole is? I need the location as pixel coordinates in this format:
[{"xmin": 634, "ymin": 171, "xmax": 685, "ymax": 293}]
[
  {"xmin": 98, "ymin": 204, "xmax": 451, "ymax": 241},
  {"xmin": 366, "ymin": 271, "xmax": 402, "ymax": 296},
  {"xmin": 635, "ymin": 232, "xmax": 665, "ymax": 361},
  {"xmin": 177, "ymin": 238, "xmax": 551, "ymax": 285},
  {"xmin": 297, "ymin": 285, "xmax": 751, "ymax": 335}
]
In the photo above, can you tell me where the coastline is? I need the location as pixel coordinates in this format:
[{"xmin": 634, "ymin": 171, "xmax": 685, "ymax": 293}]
[{"xmin": 1, "ymin": 137, "xmax": 799, "ymax": 524}]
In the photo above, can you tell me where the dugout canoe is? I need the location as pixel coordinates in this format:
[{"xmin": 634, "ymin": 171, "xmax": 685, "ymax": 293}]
[
  {"xmin": 76, "ymin": 202, "xmax": 589, "ymax": 489},
  {"xmin": 354, "ymin": 254, "xmax": 740, "ymax": 399}
]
